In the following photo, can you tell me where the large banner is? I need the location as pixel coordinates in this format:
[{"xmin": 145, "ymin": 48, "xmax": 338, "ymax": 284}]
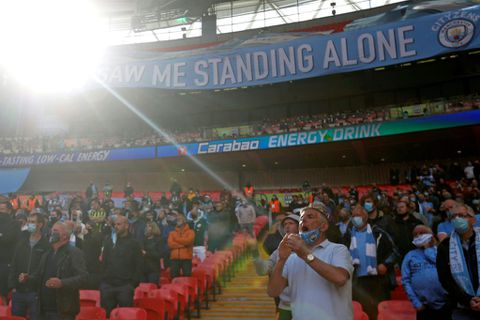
[
  {"xmin": 94, "ymin": 6, "xmax": 480, "ymax": 90},
  {"xmin": 157, "ymin": 110, "xmax": 480, "ymax": 158},
  {"xmin": 0, "ymin": 147, "xmax": 155, "ymax": 168}
]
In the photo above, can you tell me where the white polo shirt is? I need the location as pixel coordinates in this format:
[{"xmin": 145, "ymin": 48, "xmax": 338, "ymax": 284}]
[{"xmin": 282, "ymin": 239, "xmax": 353, "ymax": 320}]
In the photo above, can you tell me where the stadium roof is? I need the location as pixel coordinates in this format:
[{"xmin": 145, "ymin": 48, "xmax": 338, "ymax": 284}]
[{"xmin": 95, "ymin": 0, "xmax": 407, "ymax": 45}]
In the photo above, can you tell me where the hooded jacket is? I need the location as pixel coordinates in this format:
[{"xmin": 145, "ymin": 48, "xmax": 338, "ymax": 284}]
[{"xmin": 168, "ymin": 224, "xmax": 195, "ymax": 260}]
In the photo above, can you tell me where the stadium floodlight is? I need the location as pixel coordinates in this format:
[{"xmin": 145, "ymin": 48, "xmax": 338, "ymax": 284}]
[{"xmin": 0, "ymin": 0, "xmax": 106, "ymax": 93}]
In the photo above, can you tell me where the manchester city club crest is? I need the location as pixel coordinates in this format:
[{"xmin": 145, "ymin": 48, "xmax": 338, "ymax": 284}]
[{"xmin": 438, "ymin": 18, "xmax": 475, "ymax": 48}]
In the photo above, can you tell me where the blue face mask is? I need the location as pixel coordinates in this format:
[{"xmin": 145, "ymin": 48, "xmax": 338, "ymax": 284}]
[
  {"xmin": 300, "ymin": 228, "xmax": 321, "ymax": 246},
  {"xmin": 352, "ymin": 216, "xmax": 364, "ymax": 228},
  {"xmin": 27, "ymin": 223, "xmax": 37, "ymax": 233},
  {"xmin": 452, "ymin": 217, "xmax": 470, "ymax": 234},
  {"xmin": 363, "ymin": 202, "xmax": 374, "ymax": 213}
]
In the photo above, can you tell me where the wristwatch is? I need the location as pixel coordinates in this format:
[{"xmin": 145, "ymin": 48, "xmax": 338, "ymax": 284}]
[{"xmin": 306, "ymin": 253, "xmax": 315, "ymax": 264}]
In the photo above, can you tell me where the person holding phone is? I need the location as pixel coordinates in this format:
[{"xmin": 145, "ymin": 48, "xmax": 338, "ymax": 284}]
[{"xmin": 267, "ymin": 206, "xmax": 353, "ymax": 320}]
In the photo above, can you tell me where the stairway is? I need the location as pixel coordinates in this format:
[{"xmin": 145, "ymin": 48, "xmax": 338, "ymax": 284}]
[{"xmin": 200, "ymin": 258, "xmax": 277, "ymax": 320}]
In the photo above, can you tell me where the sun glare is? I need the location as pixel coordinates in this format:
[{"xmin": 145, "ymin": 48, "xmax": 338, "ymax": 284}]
[{"xmin": 0, "ymin": 0, "xmax": 106, "ymax": 93}]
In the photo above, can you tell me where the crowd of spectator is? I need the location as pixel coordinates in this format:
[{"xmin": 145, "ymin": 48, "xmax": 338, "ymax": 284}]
[
  {"xmin": 0, "ymin": 157, "xmax": 479, "ymax": 319},
  {"xmin": 0, "ymin": 95, "xmax": 477, "ymax": 155}
]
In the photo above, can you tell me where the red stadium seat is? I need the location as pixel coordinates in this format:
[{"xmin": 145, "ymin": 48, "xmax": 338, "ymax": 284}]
[
  {"xmin": 192, "ymin": 256, "xmax": 201, "ymax": 268},
  {"xmin": 195, "ymin": 264, "xmax": 217, "ymax": 301},
  {"xmin": 154, "ymin": 288, "xmax": 182, "ymax": 320},
  {"xmin": 172, "ymin": 277, "xmax": 200, "ymax": 317},
  {"xmin": 75, "ymin": 306, "xmax": 107, "ymax": 320},
  {"xmin": 138, "ymin": 283, "xmax": 157, "ymax": 291},
  {"xmin": 191, "ymin": 268, "xmax": 209, "ymax": 309},
  {"xmin": 134, "ymin": 295, "xmax": 167, "ymax": 320},
  {"xmin": 79, "ymin": 290, "xmax": 101, "ymax": 307},
  {"xmin": 134, "ymin": 283, "xmax": 157, "ymax": 299},
  {"xmin": 377, "ymin": 300, "xmax": 415, "ymax": 320},
  {"xmin": 390, "ymin": 286, "xmax": 409, "ymax": 300},
  {"xmin": 109, "ymin": 307, "xmax": 147, "ymax": 320},
  {"xmin": 0, "ymin": 306, "xmax": 10, "ymax": 317},
  {"xmin": 161, "ymin": 284, "xmax": 189, "ymax": 320},
  {"xmin": 353, "ymin": 300, "xmax": 364, "ymax": 320}
]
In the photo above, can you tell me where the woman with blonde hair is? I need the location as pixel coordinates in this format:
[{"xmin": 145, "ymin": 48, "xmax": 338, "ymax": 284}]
[{"xmin": 142, "ymin": 220, "xmax": 167, "ymax": 284}]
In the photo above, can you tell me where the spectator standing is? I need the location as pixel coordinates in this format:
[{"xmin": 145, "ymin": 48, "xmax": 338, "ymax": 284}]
[
  {"xmin": 9, "ymin": 213, "xmax": 50, "ymax": 320},
  {"xmin": 187, "ymin": 201, "xmax": 208, "ymax": 262},
  {"xmin": 128, "ymin": 205, "xmax": 146, "ymax": 243},
  {"xmin": 257, "ymin": 214, "xmax": 300, "ymax": 320},
  {"xmin": 382, "ymin": 200, "xmax": 423, "ymax": 263},
  {"xmin": 360, "ymin": 194, "xmax": 384, "ymax": 227},
  {"xmin": 142, "ymin": 222, "xmax": 167, "ymax": 284},
  {"xmin": 29, "ymin": 222, "xmax": 87, "ymax": 320},
  {"xmin": 437, "ymin": 204, "xmax": 480, "ymax": 319},
  {"xmin": 85, "ymin": 182, "xmax": 97, "ymax": 200},
  {"xmin": 207, "ymin": 201, "xmax": 232, "ymax": 252},
  {"xmin": 103, "ymin": 182, "xmax": 113, "ymax": 199},
  {"xmin": 124, "ymin": 182, "xmax": 134, "ymax": 198},
  {"xmin": 82, "ymin": 221, "xmax": 104, "ymax": 289},
  {"xmin": 263, "ymin": 214, "xmax": 286, "ymax": 256},
  {"xmin": 0, "ymin": 200, "xmax": 20, "ymax": 304},
  {"xmin": 268, "ymin": 207, "xmax": 353, "ymax": 320},
  {"xmin": 465, "ymin": 161, "xmax": 476, "ymax": 181},
  {"xmin": 344, "ymin": 205, "xmax": 398, "ymax": 320},
  {"xmin": 168, "ymin": 213, "xmax": 195, "ymax": 278},
  {"xmin": 336, "ymin": 208, "xmax": 351, "ymax": 237},
  {"xmin": 100, "ymin": 215, "xmax": 143, "ymax": 316},
  {"xmin": 402, "ymin": 225, "xmax": 451, "ymax": 320},
  {"xmin": 235, "ymin": 198, "xmax": 257, "ymax": 237},
  {"xmin": 269, "ymin": 195, "xmax": 282, "ymax": 218}
]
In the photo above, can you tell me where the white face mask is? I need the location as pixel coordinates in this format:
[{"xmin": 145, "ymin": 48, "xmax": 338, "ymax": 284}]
[{"xmin": 412, "ymin": 234, "xmax": 433, "ymax": 248}]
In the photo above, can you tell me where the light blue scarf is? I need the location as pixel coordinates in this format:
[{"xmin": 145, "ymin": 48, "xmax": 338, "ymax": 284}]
[
  {"xmin": 449, "ymin": 228, "xmax": 480, "ymax": 296},
  {"xmin": 350, "ymin": 224, "xmax": 378, "ymax": 275}
]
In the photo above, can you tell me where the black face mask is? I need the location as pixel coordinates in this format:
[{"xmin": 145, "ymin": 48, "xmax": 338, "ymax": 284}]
[{"xmin": 49, "ymin": 232, "xmax": 61, "ymax": 244}]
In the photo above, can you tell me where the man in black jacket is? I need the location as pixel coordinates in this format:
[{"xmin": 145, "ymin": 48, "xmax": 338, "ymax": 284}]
[
  {"xmin": 343, "ymin": 205, "xmax": 400, "ymax": 320},
  {"xmin": 100, "ymin": 215, "xmax": 143, "ymax": 316},
  {"xmin": 437, "ymin": 204, "xmax": 480, "ymax": 319},
  {"xmin": 0, "ymin": 199, "xmax": 21, "ymax": 304},
  {"xmin": 381, "ymin": 200, "xmax": 423, "ymax": 263},
  {"xmin": 9, "ymin": 213, "xmax": 50, "ymax": 320},
  {"xmin": 26, "ymin": 222, "xmax": 87, "ymax": 320}
]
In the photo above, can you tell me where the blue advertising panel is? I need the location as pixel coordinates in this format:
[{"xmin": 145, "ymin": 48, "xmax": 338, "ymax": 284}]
[
  {"xmin": 0, "ymin": 147, "xmax": 155, "ymax": 167},
  {"xmin": 94, "ymin": 6, "xmax": 480, "ymax": 90},
  {"xmin": 157, "ymin": 110, "xmax": 480, "ymax": 158}
]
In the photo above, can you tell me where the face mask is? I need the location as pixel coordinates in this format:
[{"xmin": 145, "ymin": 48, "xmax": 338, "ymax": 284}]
[
  {"xmin": 300, "ymin": 228, "xmax": 321, "ymax": 246},
  {"xmin": 49, "ymin": 216, "xmax": 58, "ymax": 222},
  {"xmin": 49, "ymin": 232, "xmax": 61, "ymax": 244},
  {"xmin": 412, "ymin": 233, "xmax": 433, "ymax": 248},
  {"xmin": 177, "ymin": 220, "xmax": 185, "ymax": 227},
  {"xmin": 352, "ymin": 216, "xmax": 364, "ymax": 228},
  {"xmin": 27, "ymin": 223, "xmax": 37, "ymax": 233},
  {"xmin": 128, "ymin": 217, "xmax": 137, "ymax": 224},
  {"xmin": 364, "ymin": 202, "xmax": 374, "ymax": 213},
  {"xmin": 452, "ymin": 217, "xmax": 470, "ymax": 234}
]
